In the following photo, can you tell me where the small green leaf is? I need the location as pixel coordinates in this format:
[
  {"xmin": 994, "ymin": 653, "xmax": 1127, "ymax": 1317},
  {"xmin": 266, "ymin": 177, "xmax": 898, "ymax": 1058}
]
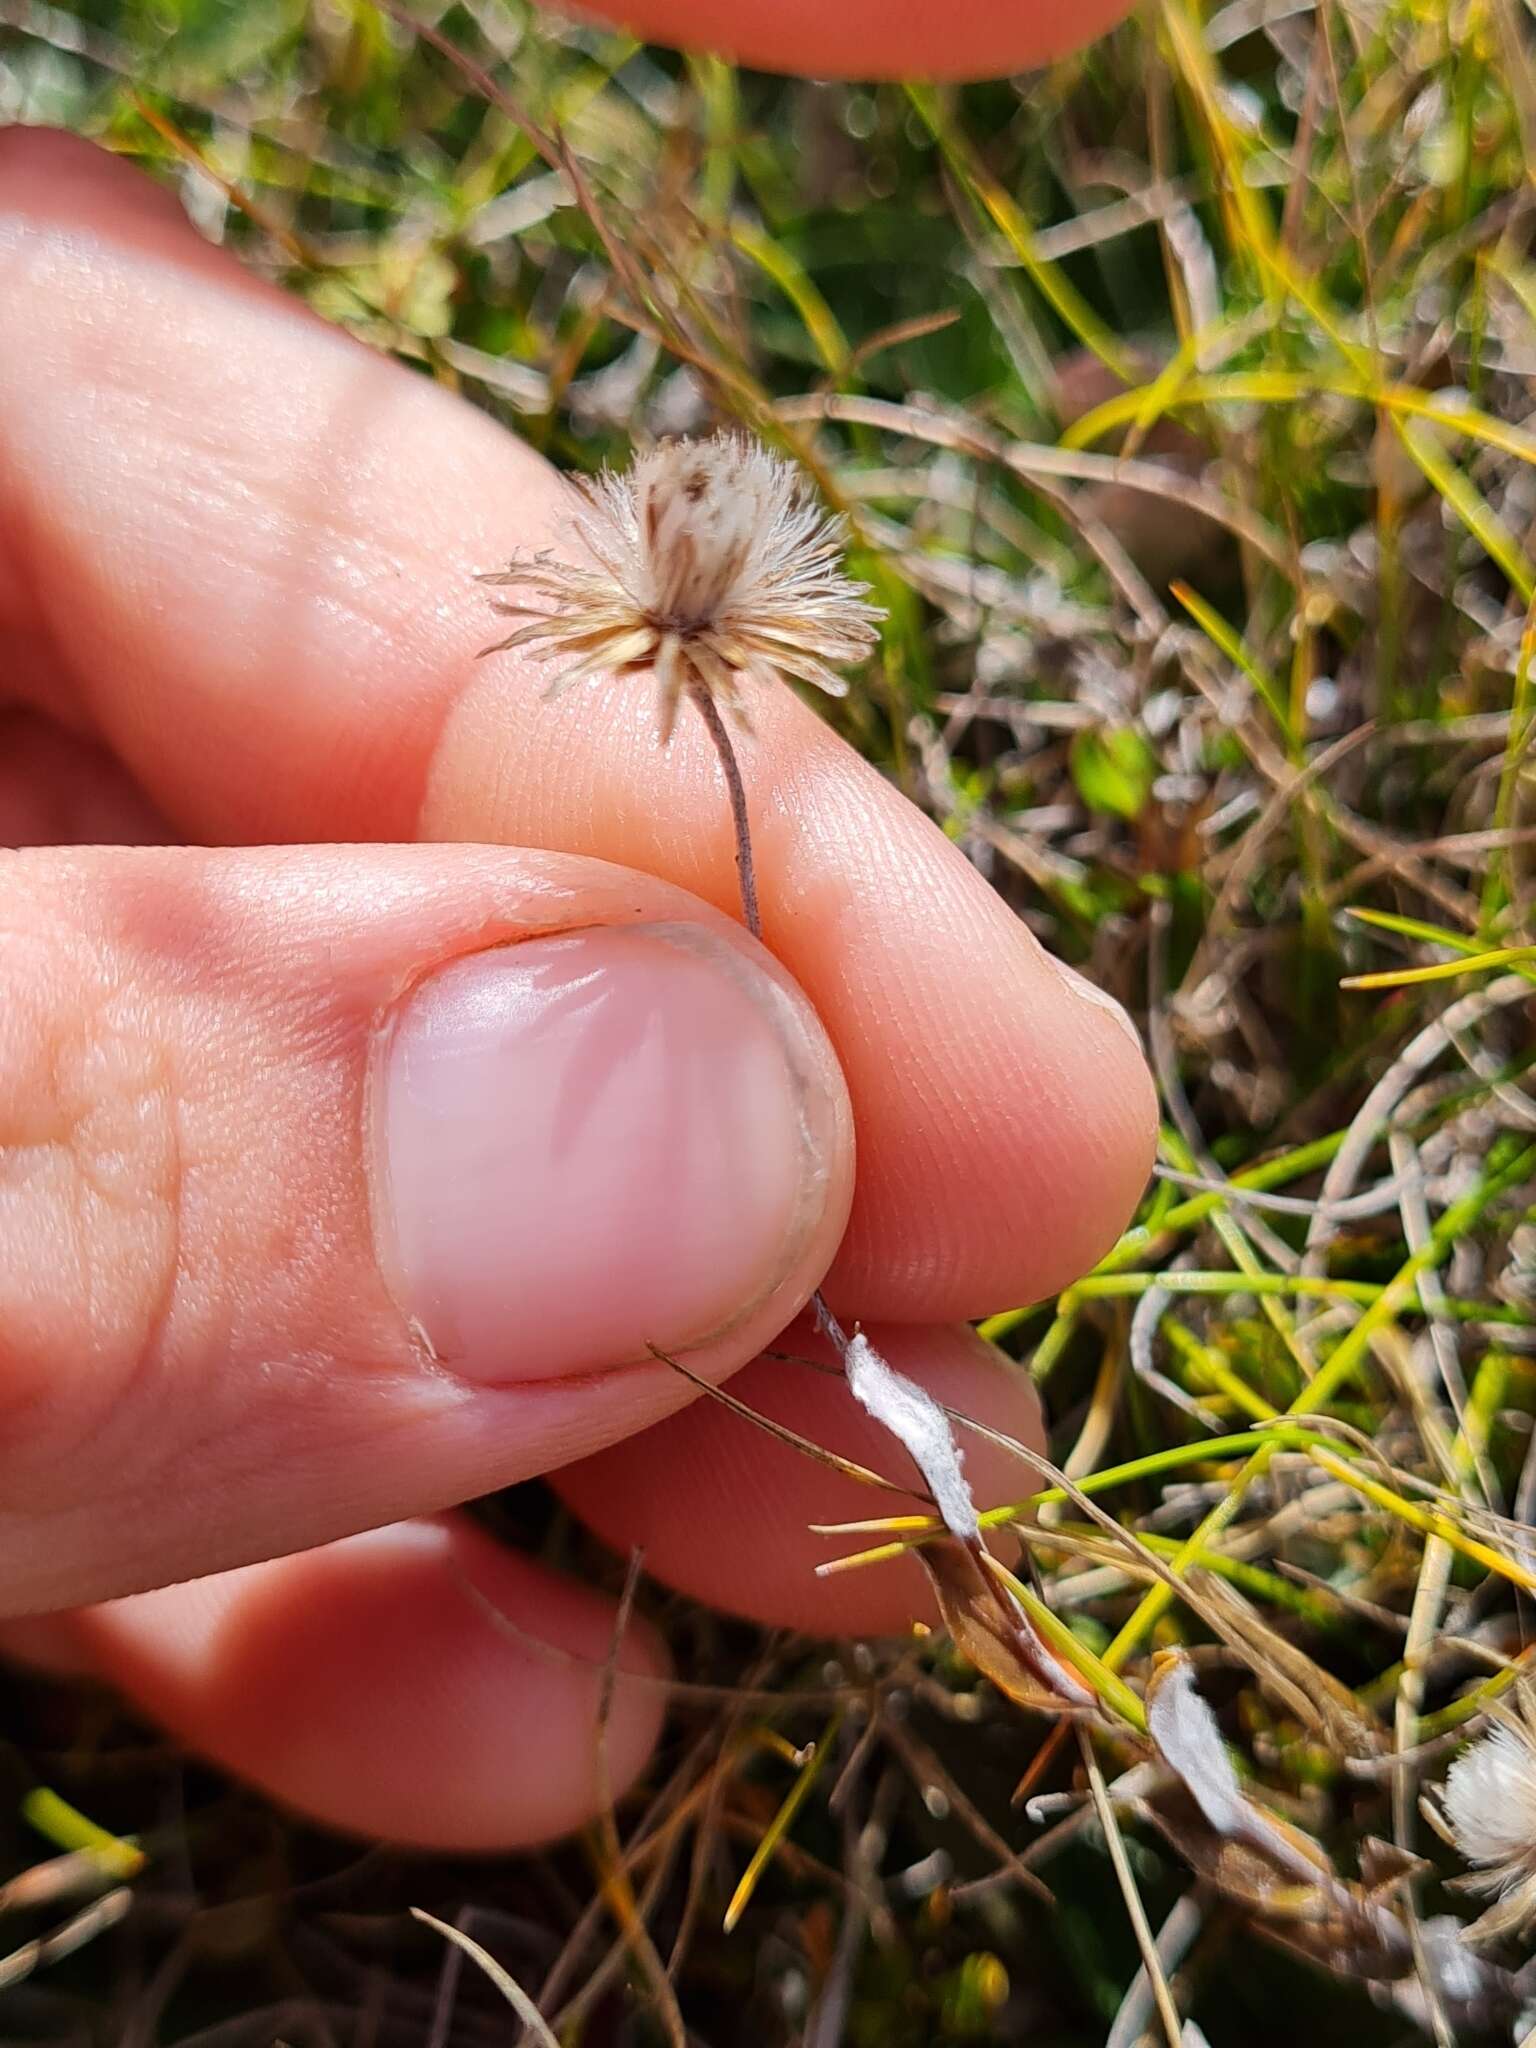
[{"xmin": 1070, "ymin": 726, "xmax": 1158, "ymax": 821}]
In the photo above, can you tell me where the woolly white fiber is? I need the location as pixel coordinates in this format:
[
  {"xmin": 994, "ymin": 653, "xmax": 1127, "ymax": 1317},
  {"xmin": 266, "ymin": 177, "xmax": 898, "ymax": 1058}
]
[{"xmin": 844, "ymin": 1332, "xmax": 980, "ymax": 1542}]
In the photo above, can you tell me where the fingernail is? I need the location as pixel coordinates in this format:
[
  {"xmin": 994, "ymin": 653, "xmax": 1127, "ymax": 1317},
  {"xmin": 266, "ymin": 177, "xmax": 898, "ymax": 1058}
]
[
  {"xmin": 1046, "ymin": 954, "xmax": 1146, "ymax": 1055},
  {"xmin": 372, "ymin": 923, "xmax": 840, "ymax": 1381}
]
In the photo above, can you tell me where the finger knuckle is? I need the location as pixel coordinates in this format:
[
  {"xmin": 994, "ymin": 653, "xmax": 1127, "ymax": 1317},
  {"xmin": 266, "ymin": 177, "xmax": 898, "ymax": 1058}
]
[{"xmin": 0, "ymin": 905, "xmax": 185, "ymax": 1471}]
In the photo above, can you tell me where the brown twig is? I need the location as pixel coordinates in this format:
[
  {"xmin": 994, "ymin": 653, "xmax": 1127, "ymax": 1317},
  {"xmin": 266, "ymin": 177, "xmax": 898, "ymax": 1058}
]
[{"xmin": 687, "ymin": 681, "xmax": 763, "ymax": 941}]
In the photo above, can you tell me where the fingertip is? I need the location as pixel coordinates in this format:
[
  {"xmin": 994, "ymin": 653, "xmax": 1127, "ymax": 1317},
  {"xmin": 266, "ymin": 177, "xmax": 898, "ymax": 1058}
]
[
  {"xmin": 1000, "ymin": 946, "xmax": 1160, "ymax": 1286},
  {"xmin": 62, "ymin": 1519, "xmax": 671, "ymax": 1850},
  {"xmin": 0, "ymin": 128, "xmax": 205, "ymax": 252},
  {"xmin": 811, "ymin": 837, "xmax": 1158, "ymax": 1318},
  {"xmin": 375, "ymin": 919, "xmax": 854, "ymax": 1387},
  {"xmin": 0, "ymin": 126, "xmax": 135, "ymax": 195},
  {"xmin": 563, "ymin": 0, "xmax": 1134, "ymax": 79}
]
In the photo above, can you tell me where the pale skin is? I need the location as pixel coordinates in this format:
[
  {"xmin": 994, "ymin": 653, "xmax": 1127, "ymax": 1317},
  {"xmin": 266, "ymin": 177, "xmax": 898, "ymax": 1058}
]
[{"xmin": 0, "ymin": 96, "xmax": 1156, "ymax": 1851}]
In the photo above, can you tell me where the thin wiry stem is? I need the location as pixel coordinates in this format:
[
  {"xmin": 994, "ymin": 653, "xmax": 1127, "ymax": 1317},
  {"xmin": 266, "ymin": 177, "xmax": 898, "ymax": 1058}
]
[
  {"xmin": 689, "ymin": 685, "xmax": 861, "ymax": 1371},
  {"xmin": 687, "ymin": 681, "xmax": 762, "ymax": 940},
  {"xmin": 688, "ymin": 695, "xmax": 1060, "ymax": 1679},
  {"xmin": 687, "ymin": 692, "xmax": 1047, "ymax": 1621},
  {"xmin": 1105, "ymin": 1894, "xmax": 1202, "ymax": 2048},
  {"xmin": 1078, "ymin": 1731, "xmax": 1184, "ymax": 2048}
]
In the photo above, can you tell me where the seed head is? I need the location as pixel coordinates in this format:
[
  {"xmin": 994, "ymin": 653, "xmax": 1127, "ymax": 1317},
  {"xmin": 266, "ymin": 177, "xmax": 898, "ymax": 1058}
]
[
  {"xmin": 480, "ymin": 432, "xmax": 883, "ymax": 742},
  {"xmin": 1439, "ymin": 1693, "xmax": 1536, "ymax": 1942}
]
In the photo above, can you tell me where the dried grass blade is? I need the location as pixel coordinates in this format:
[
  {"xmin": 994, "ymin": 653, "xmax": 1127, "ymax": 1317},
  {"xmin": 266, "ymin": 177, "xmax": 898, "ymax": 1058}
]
[{"xmin": 410, "ymin": 1910, "xmax": 561, "ymax": 2048}]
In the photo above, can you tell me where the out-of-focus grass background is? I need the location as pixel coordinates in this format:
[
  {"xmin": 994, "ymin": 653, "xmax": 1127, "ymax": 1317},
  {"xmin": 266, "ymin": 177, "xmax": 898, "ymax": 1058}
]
[{"xmin": 4, "ymin": 1, "xmax": 1536, "ymax": 2041}]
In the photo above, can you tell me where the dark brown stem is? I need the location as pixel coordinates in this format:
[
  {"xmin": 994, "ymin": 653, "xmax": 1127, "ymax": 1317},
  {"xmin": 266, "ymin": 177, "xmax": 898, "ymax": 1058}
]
[
  {"xmin": 687, "ymin": 680, "xmax": 763, "ymax": 942},
  {"xmin": 687, "ymin": 681, "xmax": 852, "ymax": 1362}
]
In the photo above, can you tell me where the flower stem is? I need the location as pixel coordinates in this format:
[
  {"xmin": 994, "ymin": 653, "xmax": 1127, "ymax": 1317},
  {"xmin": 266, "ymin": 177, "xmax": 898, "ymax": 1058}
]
[
  {"xmin": 684, "ymin": 681, "xmax": 1053, "ymax": 1669},
  {"xmin": 688, "ymin": 683, "xmax": 857, "ymax": 1366},
  {"xmin": 687, "ymin": 681, "xmax": 763, "ymax": 942}
]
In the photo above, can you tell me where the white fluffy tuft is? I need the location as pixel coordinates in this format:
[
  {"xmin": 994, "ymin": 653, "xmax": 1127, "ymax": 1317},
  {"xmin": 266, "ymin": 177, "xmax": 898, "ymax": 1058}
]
[
  {"xmin": 1146, "ymin": 1657, "xmax": 1245, "ymax": 1838},
  {"xmin": 1444, "ymin": 1721, "xmax": 1536, "ymax": 1873},
  {"xmin": 844, "ymin": 1333, "xmax": 979, "ymax": 1542}
]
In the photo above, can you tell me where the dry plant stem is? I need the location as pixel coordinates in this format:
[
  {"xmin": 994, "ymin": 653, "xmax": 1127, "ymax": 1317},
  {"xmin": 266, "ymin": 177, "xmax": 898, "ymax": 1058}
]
[
  {"xmin": 412, "ymin": 1911, "xmax": 561, "ymax": 2048},
  {"xmin": 690, "ymin": 694, "xmax": 1084, "ymax": 1712},
  {"xmin": 1105, "ymin": 1894, "xmax": 1203, "ymax": 2048},
  {"xmin": 1078, "ymin": 1729, "xmax": 1184, "ymax": 2048},
  {"xmin": 687, "ymin": 688, "xmax": 1067, "ymax": 1695},
  {"xmin": 0, "ymin": 1888, "xmax": 133, "ymax": 1995},
  {"xmin": 688, "ymin": 680, "xmax": 762, "ymax": 940},
  {"xmin": 688, "ymin": 683, "xmax": 844, "ymax": 1359},
  {"xmin": 582, "ymin": 1552, "xmax": 685, "ymax": 2048}
]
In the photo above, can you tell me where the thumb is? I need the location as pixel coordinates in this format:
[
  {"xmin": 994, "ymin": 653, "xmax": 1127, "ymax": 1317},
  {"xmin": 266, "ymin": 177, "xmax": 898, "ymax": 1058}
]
[{"xmin": 0, "ymin": 843, "xmax": 852, "ymax": 1616}]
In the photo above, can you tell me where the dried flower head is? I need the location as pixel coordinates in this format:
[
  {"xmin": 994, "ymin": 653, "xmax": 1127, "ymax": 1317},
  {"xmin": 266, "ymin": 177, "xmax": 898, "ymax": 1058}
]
[
  {"xmin": 480, "ymin": 432, "xmax": 883, "ymax": 742},
  {"xmin": 1438, "ymin": 1693, "xmax": 1536, "ymax": 1943}
]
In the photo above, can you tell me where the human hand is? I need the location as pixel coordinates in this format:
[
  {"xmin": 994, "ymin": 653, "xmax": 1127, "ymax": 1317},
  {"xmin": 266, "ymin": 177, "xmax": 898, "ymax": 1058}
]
[{"xmin": 0, "ymin": 128, "xmax": 1155, "ymax": 1848}]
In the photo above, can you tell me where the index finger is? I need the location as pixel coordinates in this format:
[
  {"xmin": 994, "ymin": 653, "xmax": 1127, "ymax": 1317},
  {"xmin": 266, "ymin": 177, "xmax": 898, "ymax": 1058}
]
[{"xmin": 0, "ymin": 129, "xmax": 1155, "ymax": 1322}]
